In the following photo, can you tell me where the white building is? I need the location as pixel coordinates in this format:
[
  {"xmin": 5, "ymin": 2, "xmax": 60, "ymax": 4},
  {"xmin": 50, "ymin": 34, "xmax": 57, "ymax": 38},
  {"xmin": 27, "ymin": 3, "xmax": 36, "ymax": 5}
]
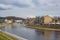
[
  {"xmin": 15, "ymin": 20, "xmax": 23, "ymax": 23},
  {"xmin": 5, "ymin": 19, "xmax": 13, "ymax": 23}
]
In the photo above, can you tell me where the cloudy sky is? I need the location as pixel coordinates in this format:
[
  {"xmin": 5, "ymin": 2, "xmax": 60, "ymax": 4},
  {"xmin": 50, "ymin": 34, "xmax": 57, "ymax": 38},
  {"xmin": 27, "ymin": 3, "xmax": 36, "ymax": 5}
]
[{"xmin": 0, "ymin": 0, "xmax": 60, "ymax": 18}]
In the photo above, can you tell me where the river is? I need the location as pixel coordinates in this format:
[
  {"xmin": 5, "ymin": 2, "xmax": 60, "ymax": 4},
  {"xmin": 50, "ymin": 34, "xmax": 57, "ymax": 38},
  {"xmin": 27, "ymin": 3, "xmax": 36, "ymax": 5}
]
[{"xmin": 0, "ymin": 23, "xmax": 60, "ymax": 40}]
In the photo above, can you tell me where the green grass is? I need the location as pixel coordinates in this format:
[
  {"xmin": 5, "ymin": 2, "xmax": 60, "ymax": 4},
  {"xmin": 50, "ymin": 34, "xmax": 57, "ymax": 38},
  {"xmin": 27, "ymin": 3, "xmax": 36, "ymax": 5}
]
[
  {"xmin": 26, "ymin": 24, "xmax": 60, "ymax": 29},
  {"xmin": 0, "ymin": 32, "xmax": 18, "ymax": 40},
  {"xmin": 26, "ymin": 24, "xmax": 60, "ymax": 31}
]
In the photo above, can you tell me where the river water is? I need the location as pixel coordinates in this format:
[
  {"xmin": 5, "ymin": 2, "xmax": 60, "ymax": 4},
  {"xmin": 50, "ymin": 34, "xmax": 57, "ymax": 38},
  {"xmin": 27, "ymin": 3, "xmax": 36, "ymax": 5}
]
[{"xmin": 0, "ymin": 23, "xmax": 60, "ymax": 40}]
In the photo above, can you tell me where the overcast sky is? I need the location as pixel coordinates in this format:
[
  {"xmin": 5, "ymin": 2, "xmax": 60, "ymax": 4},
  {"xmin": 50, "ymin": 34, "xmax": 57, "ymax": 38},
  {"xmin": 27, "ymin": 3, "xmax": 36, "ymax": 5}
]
[{"xmin": 0, "ymin": 0, "xmax": 60, "ymax": 18}]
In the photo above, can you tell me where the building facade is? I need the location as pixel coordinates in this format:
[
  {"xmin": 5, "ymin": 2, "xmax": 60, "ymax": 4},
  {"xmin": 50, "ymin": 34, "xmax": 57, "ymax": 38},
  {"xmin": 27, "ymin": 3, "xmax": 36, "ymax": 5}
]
[{"xmin": 44, "ymin": 15, "xmax": 53, "ymax": 24}]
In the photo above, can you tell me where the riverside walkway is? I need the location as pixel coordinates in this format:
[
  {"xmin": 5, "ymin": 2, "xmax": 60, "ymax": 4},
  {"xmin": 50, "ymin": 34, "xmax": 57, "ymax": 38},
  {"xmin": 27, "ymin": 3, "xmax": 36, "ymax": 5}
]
[
  {"xmin": 0, "ymin": 23, "xmax": 28, "ymax": 40},
  {"xmin": 0, "ymin": 30, "xmax": 27, "ymax": 40}
]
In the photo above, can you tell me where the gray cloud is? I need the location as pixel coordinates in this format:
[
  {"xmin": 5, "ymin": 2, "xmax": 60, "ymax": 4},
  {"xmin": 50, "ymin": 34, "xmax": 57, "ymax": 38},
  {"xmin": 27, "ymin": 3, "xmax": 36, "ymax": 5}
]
[
  {"xmin": 0, "ymin": 4, "xmax": 14, "ymax": 10},
  {"xmin": 0, "ymin": 0, "xmax": 60, "ymax": 17},
  {"xmin": 0, "ymin": 0, "xmax": 60, "ymax": 10},
  {"xmin": 0, "ymin": 0, "xmax": 31, "ymax": 7}
]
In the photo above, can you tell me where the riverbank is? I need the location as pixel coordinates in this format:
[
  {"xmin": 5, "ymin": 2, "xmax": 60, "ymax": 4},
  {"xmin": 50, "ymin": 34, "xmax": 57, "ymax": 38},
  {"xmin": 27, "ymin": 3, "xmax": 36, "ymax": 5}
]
[
  {"xmin": 0, "ymin": 30, "xmax": 27, "ymax": 40},
  {"xmin": 26, "ymin": 24, "xmax": 60, "ymax": 31},
  {"xmin": 0, "ymin": 23, "xmax": 28, "ymax": 40},
  {"xmin": 0, "ymin": 31, "xmax": 18, "ymax": 40},
  {"xmin": 0, "ymin": 23, "xmax": 12, "ymax": 27}
]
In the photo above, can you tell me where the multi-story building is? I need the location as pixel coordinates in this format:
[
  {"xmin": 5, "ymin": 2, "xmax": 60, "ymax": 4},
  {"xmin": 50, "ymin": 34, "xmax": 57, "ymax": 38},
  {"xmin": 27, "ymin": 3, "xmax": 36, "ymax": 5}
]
[{"xmin": 44, "ymin": 15, "xmax": 53, "ymax": 24}]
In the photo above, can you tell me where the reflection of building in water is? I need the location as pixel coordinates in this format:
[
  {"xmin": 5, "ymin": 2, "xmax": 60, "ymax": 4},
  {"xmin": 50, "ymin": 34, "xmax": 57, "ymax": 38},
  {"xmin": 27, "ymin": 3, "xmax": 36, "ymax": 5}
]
[
  {"xmin": 44, "ymin": 30, "xmax": 55, "ymax": 40},
  {"xmin": 35, "ymin": 29, "xmax": 44, "ymax": 35},
  {"xmin": 11, "ymin": 23, "xmax": 17, "ymax": 28}
]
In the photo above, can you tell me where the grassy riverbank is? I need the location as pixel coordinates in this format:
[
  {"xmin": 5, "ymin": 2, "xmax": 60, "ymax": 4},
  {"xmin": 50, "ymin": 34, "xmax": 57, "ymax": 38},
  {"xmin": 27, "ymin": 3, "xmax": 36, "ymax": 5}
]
[
  {"xmin": 26, "ymin": 24, "xmax": 60, "ymax": 31},
  {"xmin": 0, "ymin": 31, "xmax": 18, "ymax": 40}
]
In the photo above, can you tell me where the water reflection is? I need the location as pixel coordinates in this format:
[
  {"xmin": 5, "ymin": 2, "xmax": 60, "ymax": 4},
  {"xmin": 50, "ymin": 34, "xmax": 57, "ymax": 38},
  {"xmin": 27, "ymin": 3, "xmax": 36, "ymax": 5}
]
[{"xmin": 0, "ymin": 23, "xmax": 60, "ymax": 40}]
